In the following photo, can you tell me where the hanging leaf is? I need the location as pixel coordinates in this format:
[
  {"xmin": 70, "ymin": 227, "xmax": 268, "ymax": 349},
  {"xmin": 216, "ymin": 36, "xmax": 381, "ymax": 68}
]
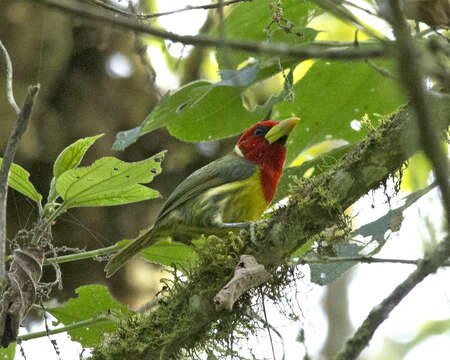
[
  {"xmin": 0, "ymin": 159, "xmax": 42, "ymax": 203},
  {"xmin": 49, "ymin": 285, "xmax": 128, "ymax": 347},
  {"xmin": 305, "ymin": 184, "xmax": 436, "ymax": 285},
  {"xmin": 53, "ymin": 134, "xmax": 104, "ymax": 178},
  {"xmin": 56, "ymin": 152, "xmax": 165, "ymax": 208}
]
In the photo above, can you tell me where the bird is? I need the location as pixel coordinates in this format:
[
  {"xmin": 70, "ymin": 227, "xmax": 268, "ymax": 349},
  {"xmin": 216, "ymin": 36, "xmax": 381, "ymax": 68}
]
[{"xmin": 105, "ymin": 117, "xmax": 299, "ymax": 278}]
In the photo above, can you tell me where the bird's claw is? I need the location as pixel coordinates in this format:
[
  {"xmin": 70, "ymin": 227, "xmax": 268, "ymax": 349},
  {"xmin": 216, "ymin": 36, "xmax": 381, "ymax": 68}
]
[{"xmin": 218, "ymin": 221, "xmax": 261, "ymax": 245}]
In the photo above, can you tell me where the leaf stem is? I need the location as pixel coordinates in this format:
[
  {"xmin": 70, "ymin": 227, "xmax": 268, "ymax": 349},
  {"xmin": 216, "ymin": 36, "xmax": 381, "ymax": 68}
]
[
  {"xmin": 31, "ymin": 203, "xmax": 68, "ymax": 246},
  {"xmin": 17, "ymin": 316, "xmax": 112, "ymax": 342},
  {"xmin": 43, "ymin": 244, "xmax": 119, "ymax": 265}
]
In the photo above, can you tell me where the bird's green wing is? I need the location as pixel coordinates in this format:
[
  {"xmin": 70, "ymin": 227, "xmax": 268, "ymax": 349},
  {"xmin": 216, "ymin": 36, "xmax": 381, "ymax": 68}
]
[{"xmin": 157, "ymin": 153, "xmax": 256, "ymax": 221}]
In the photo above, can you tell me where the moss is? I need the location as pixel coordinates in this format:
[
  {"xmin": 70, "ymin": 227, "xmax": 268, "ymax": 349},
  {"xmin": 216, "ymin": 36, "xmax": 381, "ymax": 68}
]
[
  {"xmin": 92, "ymin": 97, "xmax": 449, "ymax": 360},
  {"xmin": 93, "ymin": 232, "xmax": 261, "ymax": 360},
  {"xmin": 362, "ymin": 166, "xmax": 388, "ymax": 185}
]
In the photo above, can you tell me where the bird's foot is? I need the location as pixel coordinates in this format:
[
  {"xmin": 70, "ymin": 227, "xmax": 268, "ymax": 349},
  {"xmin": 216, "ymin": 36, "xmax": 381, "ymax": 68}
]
[{"xmin": 217, "ymin": 221, "xmax": 261, "ymax": 245}]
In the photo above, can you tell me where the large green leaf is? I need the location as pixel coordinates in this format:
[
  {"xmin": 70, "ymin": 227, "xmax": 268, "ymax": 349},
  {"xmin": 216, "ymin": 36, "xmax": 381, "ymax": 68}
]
[
  {"xmin": 0, "ymin": 159, "xmax": 42, "ymax": 203},
  {"xmin": 49, "ymin": 285, "xmax": 128, "ymax": 347},
  {"xmin": 53, "ymin": 134, "xmax": 104, "ymax": 178},
  {"xmin": 113, "ymin": 65, "xmax": 260, "ymax": 150},
  {"xmin": 273, "ymin": 60, "xmax": 407, "ymax": 163},
  {"xmin": 56, "ymin": 152, "xmax": 164, "ymax": 208},
  {"xmin": 216, "ymin": 0, "xmax": 322, "ymax": 69},
  {"xmin": 165, "ymin": 83, "xmax": 263, "ymax": 142},
  {"xmin": 113, "ymin": 64, "xmax": 293, "ymax": 147}
]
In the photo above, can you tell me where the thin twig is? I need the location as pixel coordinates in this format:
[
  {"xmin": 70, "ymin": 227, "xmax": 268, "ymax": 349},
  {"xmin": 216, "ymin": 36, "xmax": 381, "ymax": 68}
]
[
  {"xmin": 364, "ymin": 58, "xmax": 398, "ymax": 80},
  {"xmin": 292, "ymin": 256, "xmax": 450, "ymax": 266},
  {"xmin": 260, "ymin": 289, "xmax": 276, "ymax": 360},
  {"xmin": 0, "ymin": 42, "xmax": 40, "ymax": 282},
  {"xmin": 0, "ymin": 41, "xmax": 20, "ymax": 115},
  {"xmin": 40, "ymin": 300, "xmax": 61, "ymax": 360},
  {"xmin": 31, "ymin": 0, "xmax": 388, "ymax": 61},
  {"xmin": 387, "ymin": 0, "xmax": 450, "ymax": 226},
  {"xmin": 340, "ymin": 0, "xmax": 377, "ymax": 17},
  {"xmin": 86, "ymin": 0, "xmax": 252, "ymax": 19},
  {"xmin": 127, "ymin": 1, "xmax": 159, "ymax": 96},
  {"xmin": 336, "ymin": 237, "xmax": 450, "ymax": 360}
]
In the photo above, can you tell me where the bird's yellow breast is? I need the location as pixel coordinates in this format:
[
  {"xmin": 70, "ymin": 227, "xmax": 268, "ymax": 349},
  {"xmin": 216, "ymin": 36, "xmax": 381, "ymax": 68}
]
[{"xmin": 199, "ymin": 168, "xmax": 267, "ymax": 223}]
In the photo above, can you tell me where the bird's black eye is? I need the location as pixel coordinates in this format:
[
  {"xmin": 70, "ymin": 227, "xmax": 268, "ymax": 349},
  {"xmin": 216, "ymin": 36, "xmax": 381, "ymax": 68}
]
[{"xmin": 252, "ymin": 125, "xmax": 270, "ymax": 138}]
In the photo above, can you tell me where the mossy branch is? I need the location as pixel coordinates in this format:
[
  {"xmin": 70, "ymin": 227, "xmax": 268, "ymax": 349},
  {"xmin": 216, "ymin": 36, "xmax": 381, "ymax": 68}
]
[
  {"xmin": 90, "ymin": 92, "xmax": 450, "ymax": 360},
  {"xmin": 256, "ymin": 91, "xmax": 449, "ymax": 267}
]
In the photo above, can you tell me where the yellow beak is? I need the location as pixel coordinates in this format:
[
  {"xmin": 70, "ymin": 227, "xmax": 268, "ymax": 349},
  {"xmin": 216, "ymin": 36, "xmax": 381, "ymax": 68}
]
[{"xmin": 265, "ymin": 117, "xmax": 300, "ymax": 144}]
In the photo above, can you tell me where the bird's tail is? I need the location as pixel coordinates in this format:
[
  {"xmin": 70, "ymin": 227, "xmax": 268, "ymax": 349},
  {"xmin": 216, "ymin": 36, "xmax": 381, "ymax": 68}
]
[{"xmin": 105, "ymin": 227, "xmax": 160, "ymax": 278}]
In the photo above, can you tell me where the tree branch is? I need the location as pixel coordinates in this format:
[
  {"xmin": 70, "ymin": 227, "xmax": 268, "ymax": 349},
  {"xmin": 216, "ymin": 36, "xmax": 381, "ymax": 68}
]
[
  {"xmin": 387, "ymin": 0, "xmax": 450, "ymax": 225},
  {"xmin": 333, "ymin": 6, "xmax": 450, "ymax": 358},
  {"xmin": 336, "ymin": 236, "xmax": 450, "ymax": 360},
  {"xmin": 29, "ymin": 0, "xmax": 388, "ymax": 61},
  {"xmin": 0, "ymin": 41, "xmax": 40, "ymax": 283},
  {"xmin": 90, "ymin": 92, "xmax": 450, "ymax": 359}
]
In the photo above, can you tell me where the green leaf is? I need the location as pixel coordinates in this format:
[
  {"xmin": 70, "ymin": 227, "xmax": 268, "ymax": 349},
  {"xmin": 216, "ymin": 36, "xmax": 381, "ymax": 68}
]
[
  {"xmin": 217, "ymin": 62, "xmax": 260, "ymax": 86},
  {"xmin": 112, "ymin": 81, "xmax": 206, "ymax": 151},
  {"xmin": 0, "ymin": 159, "xmax": 42, "ymax": 203},
  {"xmin": 56, "ymin": 152, "xmax": 165, "ymax": 208},
  {"xmin": 113, "ymin": 65, "xmax": 294, "ymax": 146},
  {"xmin": 49, "ymin": 285, "xmax": 128, "ymax": 347},
  {"xmin": 306, "ymin": 184, "xmax": 436, "ymax": 285},
  {"xmin": 166, "ymin": 69, "xmax": 293, "ymax": 142},
  {"xmin": 0, "ymin": 343, "xmax": 16, "ymax": 360},
  {"xmin": 140, "ymin": 239, "xmax": 199, "ymax": 269},
  {"xmin": 273, "ymin": 60, "xmax": 407, "ymax": 163},
  {"xmin": 309, "ymin": 242, "xmax": 361, "ymax": 285},
  {"xmin": 165, "ymin": 87, "xmax": 260, "ymax": 143},
  {"xmin": 112, "ymin": 126, "xmax": 142, "ymax": 151},
  {"xmin": 216, "ymin": 0, "xmax": 322, "ymax": 69},
  {"xmin": 351, "ymin": 183, "xmax": 436, "ymax": 251},
  {"xmin": 54, "ymin": 134, "xmax": 104, "ymax": 178}
]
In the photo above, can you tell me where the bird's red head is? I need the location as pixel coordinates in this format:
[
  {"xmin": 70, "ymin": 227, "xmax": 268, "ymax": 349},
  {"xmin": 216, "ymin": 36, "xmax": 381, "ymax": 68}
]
[{"xmin": 236, "ymin": 118, "xmax": 299, "ymax": 204}]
